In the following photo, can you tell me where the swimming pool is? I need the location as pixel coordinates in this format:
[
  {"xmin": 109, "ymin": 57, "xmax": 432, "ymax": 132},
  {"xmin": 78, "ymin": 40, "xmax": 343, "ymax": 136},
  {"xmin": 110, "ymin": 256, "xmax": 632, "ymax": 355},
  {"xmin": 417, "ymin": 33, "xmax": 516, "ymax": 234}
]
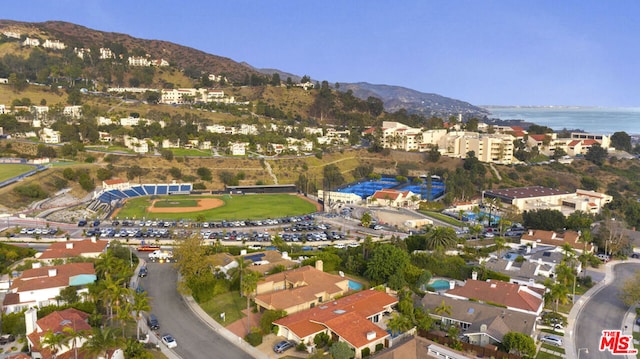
[
  {"xmin": 348, "ymin": 280, "xmax": 363, "ymax": 291},
  {"xmin": 429, "ymin": 279, "xmax": 451, "ymax": 291}
]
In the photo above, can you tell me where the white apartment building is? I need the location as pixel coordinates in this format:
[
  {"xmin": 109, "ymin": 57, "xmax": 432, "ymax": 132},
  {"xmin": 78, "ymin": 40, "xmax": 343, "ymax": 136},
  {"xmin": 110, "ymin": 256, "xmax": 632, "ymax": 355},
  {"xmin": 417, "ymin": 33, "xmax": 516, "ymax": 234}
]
[
  {"xmin": 231, "ymin": 142, "xmax": 247, "ymax": 156},
  {"xmin": 124, "ymin": 136, "xmax": 150, "ymax": 153},
  {"xmin": 42, "ymin": 39, "xmax": 66, "ymax": 50},
  {"xmin": 2, "ymin": 31, "xmax": 20, "ymax": 39},
  {"xmin": 120, "ymin": 116, "xmax": 147, "ymax": 127},
  {"xmin": 128, "ymin": 56, "xmax": 151, "ymax": 66},
  {"xmin": 40, "ymin": 128, "xmax": 61, "ymax": 144},
  {"xmin": 570, "ymin": 132, "xmax": 611, "ymax": 149},
  {"xmin": 22, "ymin": 37, "xmax": 40, "ymax": 47},
  {"xmin": 63, "ymin": 106, "xmax": 82, "ymax": 119},
  {"xmin": 367, "ymin": 121, "xmax": 516, "ymax": 164},
  {"xmin": 97, "ymin": 116, "xmax": 113, "ymax": 126},
  {"xmin": 100, "ymin": 47, "xmax": 115, "ymax": 59},
  {"xmin": 238, "ymin": 124, "xmax": 258, "ymax": 135}
]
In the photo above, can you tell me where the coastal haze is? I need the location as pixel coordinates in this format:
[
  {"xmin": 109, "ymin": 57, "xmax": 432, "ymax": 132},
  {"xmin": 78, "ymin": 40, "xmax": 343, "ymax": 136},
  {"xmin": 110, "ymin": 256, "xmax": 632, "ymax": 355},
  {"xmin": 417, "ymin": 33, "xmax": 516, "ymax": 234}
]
[{"xmin": 486, "ymin": 106, "xmax": 640, "ymax": 135}]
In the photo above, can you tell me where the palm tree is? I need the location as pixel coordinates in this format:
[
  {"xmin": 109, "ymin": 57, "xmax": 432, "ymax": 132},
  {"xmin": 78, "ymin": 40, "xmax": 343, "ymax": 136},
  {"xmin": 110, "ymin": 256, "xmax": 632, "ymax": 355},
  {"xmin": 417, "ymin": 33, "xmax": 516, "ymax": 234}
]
[
  {"xmin": 42, "ymin": 330, "xmax": 67, "ymax": 359},
  {"xmin": 116, "ymin": 295, "xmax": 133, "ymax": 338},
  {"xmin": 494, "ymin": 237, "xmax": 507, "ymax": 258},
  {"xmin": 425, "ymin": 227, "xmax": 457, "ymax": 251},
  {"xmin": 240, "ymin": 269, "xmax": 261, "ymax": 335},
  {"xmin": 82, "ymin": 327, "xmax": 119, "ymax": 359},
  {"xmin": 434, "ymin": 299, "xmax": 452, "ymax": 317},
  {"xmin": 386, "ymin": 313, "xmax": 412, "ymax": 336},
  {"xmin": 561, "ymin": 243, "xmax": 576, "ymax": 261},
  {"xmin": 131, "ymin": 290, "xmax": 151, "ymax": 340},
  {"xmin": 62, "ymin": 326, "xmax": 86, "ymax": 359}
]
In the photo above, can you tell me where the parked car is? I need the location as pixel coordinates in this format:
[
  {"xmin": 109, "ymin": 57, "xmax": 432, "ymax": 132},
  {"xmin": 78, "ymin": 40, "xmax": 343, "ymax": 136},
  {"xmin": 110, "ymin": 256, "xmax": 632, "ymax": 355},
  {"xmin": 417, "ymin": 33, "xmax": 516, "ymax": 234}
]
[
  {"xmin": 0, "ymin": 334, "xmax": 15, "ymax": 345},
  {"xmin": 597, "ymin": 254, "xmax": 611, "ymax": 262},
  {"xmin": 161, "ymin": 334, "xmax": 177, "ymax": 348},
  {"xmin": 147, "ymin": 314, "xmax": 159, "ymax": 330},
  {"xmin": 540, "ymin": 335, "xmax": 563, "ymax": 346},
  {"xmin": 273, "ymin": 340, "xmax": 295, "ymax": 353}
]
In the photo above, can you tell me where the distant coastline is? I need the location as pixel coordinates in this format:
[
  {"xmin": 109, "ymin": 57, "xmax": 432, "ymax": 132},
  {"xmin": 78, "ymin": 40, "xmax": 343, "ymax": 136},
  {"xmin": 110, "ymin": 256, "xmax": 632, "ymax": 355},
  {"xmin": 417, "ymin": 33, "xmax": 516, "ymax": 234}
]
[{"xmin": 482, "ymin": 106, "xmax": 640, "ymax": 135}]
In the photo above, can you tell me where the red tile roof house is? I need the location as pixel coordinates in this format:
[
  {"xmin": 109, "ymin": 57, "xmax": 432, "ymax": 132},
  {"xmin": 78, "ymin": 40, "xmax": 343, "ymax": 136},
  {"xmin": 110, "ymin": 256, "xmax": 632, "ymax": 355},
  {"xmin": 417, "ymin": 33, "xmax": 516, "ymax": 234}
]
[
  {"xmin": 25, "ymin": 307, "xmax": 92, "ymax": 359},
  {"xmin": 367, "ymin": 189, "xmax": 418, "ymax": 208},
  {"xmin": 253, "ymin": 261, "xmax": 350, "ymax": 315},
  {"xmin": 520, "ymin": 229, "xmax": 593, "ymax": 254},
  {"xmin": 3, "ymin": 263, "xmax": 96, "ymax": 314},
  {"xmin": 274, "ymin": 289, "xmax": 398, "ymax": 358},
  {"xmin": 37, "ymin": 238, "xmax": 108, "ymax": 263},
  {"xmin": 443, "ymin": 279, "xmax": 545, "ymax": 316}
]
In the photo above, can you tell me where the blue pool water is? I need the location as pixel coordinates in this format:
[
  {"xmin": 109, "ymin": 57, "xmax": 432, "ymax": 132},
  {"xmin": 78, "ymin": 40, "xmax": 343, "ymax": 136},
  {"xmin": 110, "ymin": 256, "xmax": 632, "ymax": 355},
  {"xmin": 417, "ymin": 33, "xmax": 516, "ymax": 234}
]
[
  {"xmin": 348, "ymin": 280, "xmax": 363, "ymax": 290},
  {"xmin": 430, "ymin": 279, "xmax": 451, "ymax": 291}
]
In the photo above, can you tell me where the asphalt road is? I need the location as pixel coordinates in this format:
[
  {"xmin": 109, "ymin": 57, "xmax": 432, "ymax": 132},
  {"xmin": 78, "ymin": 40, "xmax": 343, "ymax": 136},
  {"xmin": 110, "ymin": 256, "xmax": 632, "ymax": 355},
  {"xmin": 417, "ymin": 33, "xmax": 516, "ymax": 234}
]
[
  {"xmin": 139, "ymin": 256, "xmax": 252, "ymax": 359},
  {"xmin": 573, "ymin": 262, "xmax": 640, "ymax": 358}
]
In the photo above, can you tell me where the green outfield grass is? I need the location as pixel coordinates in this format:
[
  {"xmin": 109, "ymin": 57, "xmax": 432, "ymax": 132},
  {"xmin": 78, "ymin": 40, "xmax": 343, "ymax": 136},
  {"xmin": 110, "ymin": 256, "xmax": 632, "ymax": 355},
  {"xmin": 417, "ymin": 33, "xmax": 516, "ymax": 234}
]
[
  {"xmin": 113, "ymin": 194, "xmax": 317, "ymax": 221},
  {"xmin": 0, "ymin": 164, "xmax": 37, "ymax": 182},
  {"xmin": 153, "ymin": 199, "xmax": 198, "ymax": 208}
]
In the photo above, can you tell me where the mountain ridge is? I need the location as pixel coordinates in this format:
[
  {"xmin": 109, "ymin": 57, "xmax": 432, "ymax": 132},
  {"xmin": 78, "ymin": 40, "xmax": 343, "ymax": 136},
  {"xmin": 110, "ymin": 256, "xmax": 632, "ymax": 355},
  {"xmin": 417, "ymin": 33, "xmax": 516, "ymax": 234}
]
[{"xmin": 1, "ymin": 19, "xmax": 487, "ymax": 118}]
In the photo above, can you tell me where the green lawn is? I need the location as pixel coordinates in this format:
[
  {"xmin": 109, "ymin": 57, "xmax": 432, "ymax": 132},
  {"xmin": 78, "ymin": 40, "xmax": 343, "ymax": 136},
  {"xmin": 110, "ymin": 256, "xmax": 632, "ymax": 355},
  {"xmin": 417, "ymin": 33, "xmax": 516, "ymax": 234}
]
[
  {"xmin": 541, "ymin": 343, "xmax": 565, "ymax": 354},
  {"xmin": 199, "ymin": 291, "xmax": 246, "ymax": 325},
  {"xmin": 170, "ymin": 148, "xmax": 211, "ymax": 156},
  {"xmin": 536, "ymin": 351, "xmax": 562, "ymax": 359},
  {"xmin": 114, "ymin": 194, "xmax": 317, "ymax": 221},
  {"xmin": 419, "ymin": 211, "xmax": 465, "ymax": 226},
  {"xmin": 0, "ymin": 164, "xmax": 36, "ymax": 182}
]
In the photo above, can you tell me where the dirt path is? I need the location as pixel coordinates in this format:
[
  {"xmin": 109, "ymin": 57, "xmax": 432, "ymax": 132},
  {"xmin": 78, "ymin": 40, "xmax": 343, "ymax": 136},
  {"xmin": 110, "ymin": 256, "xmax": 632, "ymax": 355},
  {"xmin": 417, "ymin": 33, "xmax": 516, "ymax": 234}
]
[{"xmin": 263, "ymin": 160, "xmax": 278, "ymax": 184}]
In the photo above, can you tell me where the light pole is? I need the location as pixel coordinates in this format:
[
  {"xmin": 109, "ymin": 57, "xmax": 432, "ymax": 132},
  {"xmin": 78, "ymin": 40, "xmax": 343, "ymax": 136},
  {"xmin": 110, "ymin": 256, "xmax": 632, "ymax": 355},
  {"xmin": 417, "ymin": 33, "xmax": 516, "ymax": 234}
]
[{"xmin": 578, "ymin": 348, "xmax": 589, "ymax": 358}]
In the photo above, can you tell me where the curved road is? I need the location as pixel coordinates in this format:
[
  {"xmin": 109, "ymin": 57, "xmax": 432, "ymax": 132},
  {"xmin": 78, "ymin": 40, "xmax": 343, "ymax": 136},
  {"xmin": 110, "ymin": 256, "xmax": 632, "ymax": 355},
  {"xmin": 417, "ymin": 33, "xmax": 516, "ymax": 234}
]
[
  {"xmin": 139, "ymin": 258, "xmax": 252, "ymax": 359},
  {"xmin": 573, "ymin": 262, "xmax": 640, "ymax": 359}
]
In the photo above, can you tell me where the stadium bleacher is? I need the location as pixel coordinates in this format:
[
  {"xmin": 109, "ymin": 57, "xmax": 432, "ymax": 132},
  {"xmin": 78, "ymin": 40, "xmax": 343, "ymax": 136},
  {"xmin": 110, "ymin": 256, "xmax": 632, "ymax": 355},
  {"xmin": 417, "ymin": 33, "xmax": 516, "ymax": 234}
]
[{"xmin": 95, "ymin": 183, "xmax": 193, "ymax": 203}]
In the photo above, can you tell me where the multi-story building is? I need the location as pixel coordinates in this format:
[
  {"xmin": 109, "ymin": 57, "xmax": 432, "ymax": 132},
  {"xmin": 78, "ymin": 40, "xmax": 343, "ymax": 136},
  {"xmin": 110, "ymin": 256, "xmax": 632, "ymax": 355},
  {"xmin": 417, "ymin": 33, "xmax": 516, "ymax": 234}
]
[
  {"xmin": 40, "ymin": 128, "xmax": 61, "ymax": 144},
  {"xmin": 42, "ymin": 39, "xmax": 66, "ymax": 50},
  {"xmin": 99, "ymin": 47, "xmax": 115, "ymax": 59}
]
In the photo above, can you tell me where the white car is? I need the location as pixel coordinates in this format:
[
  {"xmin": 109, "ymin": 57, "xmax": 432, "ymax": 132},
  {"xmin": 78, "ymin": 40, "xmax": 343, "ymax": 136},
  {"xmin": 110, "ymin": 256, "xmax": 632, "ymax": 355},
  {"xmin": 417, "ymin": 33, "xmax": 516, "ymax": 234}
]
[{"xmin": 161, "ymin": 334, "xmax": 177, "ymax": 348}]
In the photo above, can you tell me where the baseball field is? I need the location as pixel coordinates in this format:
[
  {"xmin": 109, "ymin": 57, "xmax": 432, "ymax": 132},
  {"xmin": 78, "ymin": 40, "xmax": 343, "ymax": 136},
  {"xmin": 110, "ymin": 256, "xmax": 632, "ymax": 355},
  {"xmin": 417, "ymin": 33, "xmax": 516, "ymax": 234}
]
[{"xmin": 112, "ymin": 193, "xmax": 319, "ymax": 221}]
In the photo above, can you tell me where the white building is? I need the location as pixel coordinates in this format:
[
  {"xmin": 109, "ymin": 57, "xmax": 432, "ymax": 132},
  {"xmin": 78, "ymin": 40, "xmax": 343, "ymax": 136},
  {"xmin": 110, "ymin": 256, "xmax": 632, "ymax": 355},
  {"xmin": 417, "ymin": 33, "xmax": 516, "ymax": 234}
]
[
  {"xmin": 231, "ymin": 142, "xmax": 247, "ymax": 156},
  {"xmin": 99, "ymin": 47, "xmax": 115, "ymax": 59},
  {"xmin": 40, "ymin": 128, "xmax": 61, "ymax": 144},
  {"xmin": 22, "ymin": 37, "xmax": 40, "ymax": 47},
  {"xmin": 3, "ymin": 262, "xmax": 96, "ymax": 314},
  {"xmin": 124, "ymin": 136, "xmax": 150, "ymax": 153},
  {"xmin": 63, "ymin": 106, "xmax": 82, "ymax": 119},
  {"xmin": 128, "ymin": 56, "xmax": 151, "ymax": 66},
  {"xmin": 42, "ymin": 39, "xmax": 66, "ymax": 50}
]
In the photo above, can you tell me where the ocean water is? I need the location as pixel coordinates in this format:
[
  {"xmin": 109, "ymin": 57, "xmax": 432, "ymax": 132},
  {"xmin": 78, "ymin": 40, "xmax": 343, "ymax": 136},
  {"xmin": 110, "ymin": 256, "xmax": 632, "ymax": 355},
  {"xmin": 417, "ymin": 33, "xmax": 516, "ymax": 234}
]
[{"xmin": 484, "ymin": 106, "xmax": 640, "ymax": 135}]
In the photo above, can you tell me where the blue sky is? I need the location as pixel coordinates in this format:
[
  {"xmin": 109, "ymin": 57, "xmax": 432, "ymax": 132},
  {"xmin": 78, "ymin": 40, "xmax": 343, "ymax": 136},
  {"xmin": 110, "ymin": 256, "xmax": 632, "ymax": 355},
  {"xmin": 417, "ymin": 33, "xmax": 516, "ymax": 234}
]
[{"xmin": 2, "ymin": 1, "xmax": 640, "ymax": 107}]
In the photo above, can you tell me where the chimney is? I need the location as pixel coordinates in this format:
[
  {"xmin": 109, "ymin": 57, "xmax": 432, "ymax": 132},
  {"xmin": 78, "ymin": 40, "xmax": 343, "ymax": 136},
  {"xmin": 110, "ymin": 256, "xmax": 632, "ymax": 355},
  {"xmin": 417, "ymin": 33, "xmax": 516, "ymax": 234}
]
[
  {"xmin": 490, "ymin": 283, "xmax": 497, "ymax": 288},
  {"xmin": 48, "ymin": 268, "xmax": 57, "ymax": 277},
  {"xmin": 91, "ymin": 236, "xmax": 97, "ymax": 243},
  {"xmin": 66, "ymin": 243, "xmax": 74, "ymax": 249},
  {"xmin": 315, "ymin": 260, "xmax": 324, "ymax": 272},
  {"xmin": 471, "ymin": 271, "xmax": 478, "ymax": 280},
  {"xmin": 25, "ymin": 307, "xmax": 38, "ymax": 336},
  {"xmin": 366, "ymin": 331, "xmax": 376, "ymax": 340},
  {"xmin": 551, "ymin": 232, "xmax": 556, "ymax": 239},
  {"xmin": 32, "ymin": 262, "xmax": 41, "ymax": 269},
  {"xmin": 528, "ymin": 230, "xmax": 533, "ymax": 236}
]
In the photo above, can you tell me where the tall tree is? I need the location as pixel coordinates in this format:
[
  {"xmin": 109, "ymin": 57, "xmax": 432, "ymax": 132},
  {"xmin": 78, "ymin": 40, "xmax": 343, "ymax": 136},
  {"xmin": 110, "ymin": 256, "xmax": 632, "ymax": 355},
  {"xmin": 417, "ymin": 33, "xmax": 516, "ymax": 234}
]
[
  {"xmin": 611, "ymin": 131, "xmax": 632, "ymax": 152},
  {"xmin": 82, "ymin": 327, "xmax": 120, "ymax": 359},
  {"xmin": 424, "ymin": 227, "xmax": 457, "ymax": 251},
  {"xmin": 365, "ymin": 244, "xmax": 410, "ymax": 285}
]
